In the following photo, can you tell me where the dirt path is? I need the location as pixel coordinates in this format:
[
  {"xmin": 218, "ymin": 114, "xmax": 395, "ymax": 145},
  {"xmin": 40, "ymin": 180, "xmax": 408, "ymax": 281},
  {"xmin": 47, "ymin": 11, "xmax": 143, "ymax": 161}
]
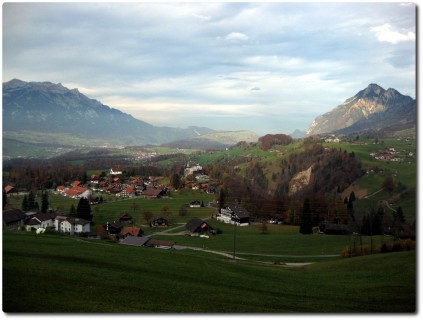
[{"xmin": 173, "ymin": 245, "xmax": 326, "ymax": 267}]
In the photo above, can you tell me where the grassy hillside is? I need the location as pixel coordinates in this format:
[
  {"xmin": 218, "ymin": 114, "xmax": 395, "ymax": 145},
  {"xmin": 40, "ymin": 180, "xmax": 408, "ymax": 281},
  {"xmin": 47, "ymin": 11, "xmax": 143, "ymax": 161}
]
[{"xmin": 3, "ymin": 231, "xmax": 415, "ymax": 313}]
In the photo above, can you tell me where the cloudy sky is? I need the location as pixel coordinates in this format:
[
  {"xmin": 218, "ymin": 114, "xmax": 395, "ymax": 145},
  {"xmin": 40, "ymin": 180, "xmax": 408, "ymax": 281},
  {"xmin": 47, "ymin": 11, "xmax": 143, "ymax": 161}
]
[{"xmin": 2, "ymin": 1, "xmax": 416, "ymax": 135}]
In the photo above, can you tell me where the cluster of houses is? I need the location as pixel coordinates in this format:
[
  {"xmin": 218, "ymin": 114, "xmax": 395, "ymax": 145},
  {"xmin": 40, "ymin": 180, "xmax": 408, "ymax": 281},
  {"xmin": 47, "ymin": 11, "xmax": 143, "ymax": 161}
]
[
  {"xmin": 54, "ymin": 168, "xmax": 168, "ymax": 200},
  {"xmin": 370, "ymin": 148, "xmax": 412, "ymax": 162},
  {"xmin": 53, "ymin": 166, "xmax": 218, "ymax": 201},
  {"xmin": 3, "ymin": 208, "xmax": 91, "ymax": 235}
]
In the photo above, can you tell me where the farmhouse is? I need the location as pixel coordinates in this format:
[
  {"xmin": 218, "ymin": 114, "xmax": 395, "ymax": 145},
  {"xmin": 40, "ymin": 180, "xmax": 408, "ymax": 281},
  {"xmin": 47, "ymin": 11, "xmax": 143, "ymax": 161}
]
[
  {"xmin": 217, "ymin": 205, "xmax": 250, "ymax": 226},
  {"xmin": 118, "ymin": 212, "xmax": 133, "ymax": 224},
  {"xmin": 3, "ymin": 209, "xmax": 26, "ymax": 230},
  {"xmin": 185, "ymin": 218, "xmax": 214, "ymax": 235},
  {"xmin": 121, "ymin": 226, "xmax": 143, "ymax": 238},
  {"xmin": 142, "ymin": 187, "xmax": 166, "ymax": 198}
]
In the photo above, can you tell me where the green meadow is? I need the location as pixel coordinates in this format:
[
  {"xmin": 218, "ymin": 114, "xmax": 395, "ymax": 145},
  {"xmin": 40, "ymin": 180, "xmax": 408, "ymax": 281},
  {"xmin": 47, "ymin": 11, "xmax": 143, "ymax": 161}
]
[{"xmin": 2, "ymin": 231, "xmax": 416, "ymax": 313}]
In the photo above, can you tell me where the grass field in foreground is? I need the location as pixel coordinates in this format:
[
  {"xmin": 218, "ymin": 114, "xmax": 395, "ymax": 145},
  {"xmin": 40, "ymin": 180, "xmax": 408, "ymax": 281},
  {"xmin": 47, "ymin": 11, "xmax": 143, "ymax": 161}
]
[{"xmin": 2, "ymin": 231, "xmax": 416, "ymax": 313}]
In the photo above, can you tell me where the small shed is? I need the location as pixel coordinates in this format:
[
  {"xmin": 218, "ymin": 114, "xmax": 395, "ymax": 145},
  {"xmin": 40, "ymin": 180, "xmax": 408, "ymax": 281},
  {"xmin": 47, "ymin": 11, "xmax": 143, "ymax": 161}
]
[{"xmin": 145, "ymin": 238, "xmax": 175, "ymax": 249}]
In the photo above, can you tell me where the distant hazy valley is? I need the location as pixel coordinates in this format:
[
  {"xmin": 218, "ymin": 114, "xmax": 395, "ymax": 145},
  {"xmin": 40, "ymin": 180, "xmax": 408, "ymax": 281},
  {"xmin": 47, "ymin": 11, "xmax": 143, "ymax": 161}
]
[{"xmin": 2, "ymin": 79, "xmax": 416, "ymax": 159}]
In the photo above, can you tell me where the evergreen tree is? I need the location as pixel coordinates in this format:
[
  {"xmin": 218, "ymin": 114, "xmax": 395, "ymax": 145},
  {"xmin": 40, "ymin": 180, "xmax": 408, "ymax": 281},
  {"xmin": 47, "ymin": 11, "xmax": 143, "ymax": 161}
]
[
  {"xmin": 170, "ymin": 173, "xmax": 181, "ymax": 189},
  {"xmin": 218, "ymin": 189, "xmax": 226, "ymax": 209},
  {"xmin": 22, "ymin": 195, "xmax": 29, "ymax": 212},
  {"xmin": 69, "ymin": 203, "xmax": 76, "ymax": 217},
  {"xmin": 299, "ymin": 197, "xmax": 313, "ymax": 234},
  {"xmin": 41, "ymin": 191, "xmax": 49, "ymax": 213},
  {"xmin": 347, "ymin": 199, "xmax": 355, "ymax": 221},
  {"xmin": 28, "ymin": 191, "xmax": 36, "ymax": 210},
  {"xmin": 76, "ymin": 197, "xmax": 92, "ymax": 221},
  {"xmin": 394, "ymin": 206, "xmax": 406, "ymax": 223},
  {"xmin": 349, "ymin": 191, "xmax": 356, "ymax": 202}
]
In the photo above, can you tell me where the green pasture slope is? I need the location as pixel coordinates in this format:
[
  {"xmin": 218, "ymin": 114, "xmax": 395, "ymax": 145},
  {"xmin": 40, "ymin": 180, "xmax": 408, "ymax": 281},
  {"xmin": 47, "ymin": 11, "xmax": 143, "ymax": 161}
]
[{"xmin": 3, "ymin": 231, "xmax": 415, "ymax": 313}]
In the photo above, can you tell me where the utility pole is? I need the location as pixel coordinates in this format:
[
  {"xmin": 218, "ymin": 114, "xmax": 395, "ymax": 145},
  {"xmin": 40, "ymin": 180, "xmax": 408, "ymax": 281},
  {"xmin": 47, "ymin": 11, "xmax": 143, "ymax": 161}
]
[{"xmin": 233, "ymin": 219, "xmax": 237, "ymax": 260}]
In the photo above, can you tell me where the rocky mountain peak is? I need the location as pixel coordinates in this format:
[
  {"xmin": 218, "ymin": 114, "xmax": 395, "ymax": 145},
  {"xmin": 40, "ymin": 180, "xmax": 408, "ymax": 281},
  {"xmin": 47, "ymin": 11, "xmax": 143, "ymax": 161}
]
[{"xmin": 306, "ymin": 84, "xmax": 415, "ymax": 136}]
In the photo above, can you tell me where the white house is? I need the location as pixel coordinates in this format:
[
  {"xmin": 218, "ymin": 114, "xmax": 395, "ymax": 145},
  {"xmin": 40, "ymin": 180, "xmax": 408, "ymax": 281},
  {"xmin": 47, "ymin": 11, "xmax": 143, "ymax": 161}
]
[
  {"xmin": 55, "ymin": 215, "xmax": 91, "ymax": 235},
  {"xmin": 184, "ymin": 164, "xmax": 202, "ymax": 177},
  {"xmin": 217, "ymin": 205, "xmax": 251, "ymax": 226},
  {"xmin": 24, "ymin": 212, "xmax": 56, "ymax": 231}
]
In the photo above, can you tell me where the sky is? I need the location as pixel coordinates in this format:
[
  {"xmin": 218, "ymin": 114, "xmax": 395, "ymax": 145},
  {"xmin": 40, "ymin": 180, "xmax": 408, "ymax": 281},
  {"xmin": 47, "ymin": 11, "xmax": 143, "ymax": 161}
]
[{"xmin": 2, "ymin": 1, "xmax": 417, "ymax": 135}]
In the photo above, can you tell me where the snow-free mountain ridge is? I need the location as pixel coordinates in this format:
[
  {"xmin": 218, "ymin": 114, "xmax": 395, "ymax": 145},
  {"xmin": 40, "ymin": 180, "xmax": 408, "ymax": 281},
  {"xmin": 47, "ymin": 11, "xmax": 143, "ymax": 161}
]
[{"xmin": 306, "ymin": 84, "xmax": 416, "ymax": 137}]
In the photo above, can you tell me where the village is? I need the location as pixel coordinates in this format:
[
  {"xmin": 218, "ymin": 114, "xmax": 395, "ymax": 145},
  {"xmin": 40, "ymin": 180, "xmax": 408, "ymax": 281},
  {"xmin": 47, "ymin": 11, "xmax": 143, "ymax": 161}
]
[{"xmin": 2, "ymin": 162, "xmax": 264, "ymax": 251}]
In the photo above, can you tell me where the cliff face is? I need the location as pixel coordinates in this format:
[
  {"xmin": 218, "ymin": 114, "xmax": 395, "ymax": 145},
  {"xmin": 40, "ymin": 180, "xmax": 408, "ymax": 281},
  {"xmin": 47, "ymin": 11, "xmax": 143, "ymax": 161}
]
[
  {"xmin": 306, "ymin": 84, "xmax": 415, "ymax": 136},
  {"xmin": 288, "ymin": 166, "xmax": 313, "ymax": 196}
]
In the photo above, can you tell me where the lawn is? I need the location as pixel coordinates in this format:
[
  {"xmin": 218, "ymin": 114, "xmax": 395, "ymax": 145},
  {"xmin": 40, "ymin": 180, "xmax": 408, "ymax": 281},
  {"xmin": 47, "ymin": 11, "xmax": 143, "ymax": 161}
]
[{"xmin": 2, "ymin": 231, "xmax": 416, "ymax": 313}]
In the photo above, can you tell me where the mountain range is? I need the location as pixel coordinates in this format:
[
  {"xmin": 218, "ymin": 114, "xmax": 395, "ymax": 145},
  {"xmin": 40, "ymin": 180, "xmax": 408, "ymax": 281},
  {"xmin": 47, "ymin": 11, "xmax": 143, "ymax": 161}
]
[
  {"xmin": 306, "ymin": 83, "xmax": 416, "ymax": 137},
  {"xmin": 3, "ymin": 79, "xmax": 220, "ymax": 147},
  {"xmin": 3, "ymin": 79, "xmax": 415, "ymax": 159}
]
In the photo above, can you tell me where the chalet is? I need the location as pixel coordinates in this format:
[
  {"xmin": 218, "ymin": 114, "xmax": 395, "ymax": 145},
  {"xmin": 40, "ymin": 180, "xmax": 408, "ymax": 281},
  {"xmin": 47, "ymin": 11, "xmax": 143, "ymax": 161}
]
[
  {"xmin": 25, "ymin": 212, "xmax": 57, "ymax": 231},
  {"xmin": 118, "ymin": 212, "xmax": 133, "ymax": 224},
  {"xmin": 189, "ymin": 200, "xmax": 201, "ymax": 208},
  {"xmin": 121, "ymin": 226, "xmax": 143, "ymax": 238},
  {"xmin": 3, "ymin": 209, "xmax": 26, "ymax": 230},
  {"xmin": 185, "ymin": 218, "xmax": 214, "ymax": 235},
  {"xmin": 110, "ymin": 167, "xmax": 122, "ymax": 175},
  {"xmin": 150, "ymin": 216, "xmax": 169, "ymax": 227},
  {"xmin": 103, "ymin": 221, "xmax": 123, "ymax": 235},
  {"xmin": 217, "ymin": 205, "xmax": 250, "ymax": 226},
  {"xmin": 54, "ymin": 216, "xmax": 91, "ymax": 235},
  {"xmin": 142, "ymin": 187, "xmax": 166, "ymax": 198}
]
